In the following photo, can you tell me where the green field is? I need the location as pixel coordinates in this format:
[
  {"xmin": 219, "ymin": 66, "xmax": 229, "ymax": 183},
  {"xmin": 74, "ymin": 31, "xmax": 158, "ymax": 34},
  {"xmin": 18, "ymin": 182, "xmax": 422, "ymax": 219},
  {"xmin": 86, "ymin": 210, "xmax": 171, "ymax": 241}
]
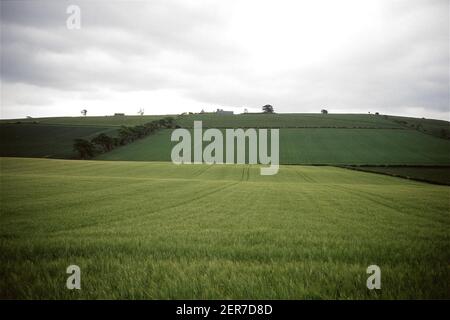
[
  {"xmin": 0, "ymin": 158, "xmax": 449, "ymax": 299},
  {"xmin": 1, "ymin": 114, "xmax": 449, "ymax": 299},
  {"xmin": 0, "ymin": 115, "xmax": 164, "ymax": 127},
  {"xmin": 3, "ymin": 114, "xmax": 447, "ymax": 134},
  {"xmin": 0, "ymin": 113, "xmax": 418, "ymax": 128},
  {"xmin": 347, "ymin": 166, "xmax": 450, "ymax": 185},
  {"xmin": 387, "ymin": 115, "xmax": 450, "ymax": 139},
  {"xmin": 2, "ymin": 114, "xmax": 449, "ymax": 167},
  {"xmin": 2, "ymin": 114, "xmax": 449, "ymax": 166},
  {"xmin": 96, "ymin": 128, "xmax": 450, "ymax": 165},
  {"xmin": 0, "ymin": 124, "xmax": 117, "ymax": 159},
  {"xmin": 175, "ymin": 113, "xmax": 406, "ymax": 129}
]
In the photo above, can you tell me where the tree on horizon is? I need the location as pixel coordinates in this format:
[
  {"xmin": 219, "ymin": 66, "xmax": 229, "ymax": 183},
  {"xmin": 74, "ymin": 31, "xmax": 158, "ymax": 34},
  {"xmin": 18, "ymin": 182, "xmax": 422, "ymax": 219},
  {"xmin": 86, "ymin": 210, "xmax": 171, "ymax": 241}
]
[{"xmin": 262, "ymin": 105, "xmax": 274, "ymax": 113}]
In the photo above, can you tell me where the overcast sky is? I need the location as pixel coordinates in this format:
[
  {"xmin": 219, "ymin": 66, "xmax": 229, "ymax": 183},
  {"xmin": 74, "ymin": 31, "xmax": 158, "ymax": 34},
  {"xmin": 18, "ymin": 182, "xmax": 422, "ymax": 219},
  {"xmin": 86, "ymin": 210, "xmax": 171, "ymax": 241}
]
[{"xmin": 1, "ymin": 0, "xmax": 449, "ymax": 120}]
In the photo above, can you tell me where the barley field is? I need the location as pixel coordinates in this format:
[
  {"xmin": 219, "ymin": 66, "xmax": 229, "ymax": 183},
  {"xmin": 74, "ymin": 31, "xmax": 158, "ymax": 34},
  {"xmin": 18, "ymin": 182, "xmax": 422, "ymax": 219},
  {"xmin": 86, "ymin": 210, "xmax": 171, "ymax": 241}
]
[{"xmin": 1, "ymin": 158, "xmax": 448, "ymax": 299}]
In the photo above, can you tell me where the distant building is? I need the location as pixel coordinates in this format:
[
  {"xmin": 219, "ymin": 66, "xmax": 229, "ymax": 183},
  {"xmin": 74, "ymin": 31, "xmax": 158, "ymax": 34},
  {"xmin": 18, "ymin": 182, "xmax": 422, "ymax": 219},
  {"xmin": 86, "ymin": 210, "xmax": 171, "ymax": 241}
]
[
  {"xmin": 114, "ymin": 113, "xmax": 125, "ymax": 116},
  {"xmin": 216, "ymin": 108, "xmax": 234, "ymax": 115}
]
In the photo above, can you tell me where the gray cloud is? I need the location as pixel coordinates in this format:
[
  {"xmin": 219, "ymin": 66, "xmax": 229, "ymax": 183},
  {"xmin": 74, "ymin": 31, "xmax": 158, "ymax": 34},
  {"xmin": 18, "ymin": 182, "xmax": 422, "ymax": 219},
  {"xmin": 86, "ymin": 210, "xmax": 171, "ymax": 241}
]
[{"xmin": 1, "ymin": 0, "xmax": 449, "ymax": 119}]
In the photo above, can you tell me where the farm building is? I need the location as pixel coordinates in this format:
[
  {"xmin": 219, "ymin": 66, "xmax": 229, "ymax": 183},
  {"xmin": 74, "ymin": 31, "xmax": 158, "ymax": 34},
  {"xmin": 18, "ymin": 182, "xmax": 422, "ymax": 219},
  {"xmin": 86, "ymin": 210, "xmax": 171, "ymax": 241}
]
[{"xmin": 216, "ymin": 109, "xmax": 234, "ymax": 115}]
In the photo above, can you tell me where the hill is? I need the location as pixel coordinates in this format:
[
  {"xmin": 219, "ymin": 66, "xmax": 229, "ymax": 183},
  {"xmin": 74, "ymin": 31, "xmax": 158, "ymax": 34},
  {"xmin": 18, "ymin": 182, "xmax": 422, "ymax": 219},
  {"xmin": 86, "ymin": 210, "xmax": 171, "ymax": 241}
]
[
  {"xmin": 387, "ymin": 115, "xmax": 450, "ymax": 139},
  {"xmin": 1, "ymin": 113, "xmax": 449, "ymax": 165},
  {"xmin": 96, "ymin": 127, "xmax": 450, "ymax": 165},
  {"xmin": 0, "ymin": 115, "xmax": 164, "ymax": 127},
  {"xmin": 345, "ymin": 166, "xmax": 450, "ymax": 185},
  {"xmin": 1, "ymin": 157, "xmax": 448, "ymax": 299},
  {"xmin": 3, "ymin": 113, "xmax": 447, "ymax": 134},
  {"xmin": 175, "ymin": 113, "xmax": 405, "ymax": 128},
  {"xmin": 0, "ymin": 123, "xmax": 117, "ymax": 159}
]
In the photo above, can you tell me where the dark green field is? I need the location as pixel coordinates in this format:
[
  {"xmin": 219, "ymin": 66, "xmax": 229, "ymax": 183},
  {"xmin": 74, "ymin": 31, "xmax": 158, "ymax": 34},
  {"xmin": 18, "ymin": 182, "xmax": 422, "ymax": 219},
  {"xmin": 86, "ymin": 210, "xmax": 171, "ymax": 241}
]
[
  {"xmin": 2, "ymin": 114, "xmax": 449, "ymax": 165},
  {"xmin": 3, "ymin": 113, "xmax": 447, "ymax": 134},
  {"xmin": 347, "ymin": 166, "xmax": 450, "ymax": 185},
  {"xmin": 175, "ymin": 113, "xmax": 405, "ymax": 129},
  {"xmin": 0, "ymin": 124, "xmax": 117, "ymax": 159},
  {"xmin": 387, "ymin": 115, "xmax": 450, "ymax": 139},
  {"xmin": 96, "ymin": 128, "xmax": 450, "ymax": 165},
  {"xmin": 0, "ymin": 115, "xmax": 163, "ymax": 127},
  {"xmin": 0, "ymin": 113, "xmax": 393, "ymax": 128}
]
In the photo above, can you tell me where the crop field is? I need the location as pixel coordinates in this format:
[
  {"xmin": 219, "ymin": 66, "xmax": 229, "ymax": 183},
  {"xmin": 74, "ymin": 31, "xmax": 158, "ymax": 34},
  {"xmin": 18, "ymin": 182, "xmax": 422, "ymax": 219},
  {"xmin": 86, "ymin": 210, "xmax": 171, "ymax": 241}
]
[
  {"xmin": 97, "ymin": 128, "xmax": 450, "ymax": 165},
  {"xmin": 348, "ymin": 166, "xmax": 450, "ymax": 185},
  {"xmin": 175, "ymin": 113, "xmax": 406, "ymax": 129},
  {"xmin": 4, "ymin": 113, "xmax": 447, "ymax": 133},
  {"xmin": 0, "ymin": 113, "xmax": 400, "ymax": 128},
  {"xmin": 387, "ymin": 115, "xmax": 450, "ymax": 139},
  {"xmin": 0, "ymin": 157, "xmax": 449, "ymax": 299},
  {"xmin": 0, "ymin": 113, "xmax": 410, "ymax": 128},
  {"xmin": 2, "ymin": 114, "xmax": 449, "ymax": 164},
  {"xmin": 0, "ymin": 115, "xmax": 164, "ymax": 127},
  {"xmin": 0, "ymin": 124, "xmax": 117, "ymax": 159}
]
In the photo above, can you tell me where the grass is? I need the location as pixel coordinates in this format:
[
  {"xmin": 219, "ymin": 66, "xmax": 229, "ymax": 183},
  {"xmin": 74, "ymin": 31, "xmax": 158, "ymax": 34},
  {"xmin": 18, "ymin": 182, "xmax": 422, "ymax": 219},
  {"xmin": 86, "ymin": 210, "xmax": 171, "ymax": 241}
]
[
  {"xmin": 2, "ymin": 114, "xmax": 449, "ymax": 164},
  {"xmin": 0, "ymin": 113, "xmax": 413, "ymax": 129},
  {"xmin": 0, "ymin": 157, "xmax": 449, "ymax": 299},
  {"xmin": 388, "ymin": 115, "xmax": 450, "ymax": 139},
  {"xmin": 346, "ymin": 166, "xmax": 450, "ymax": 185},
  {"xmin": 0, "ymin": 124, "xmax": 117, "ymax": 159},
  {"xmin": 0, "ymin": 115, "xmax": 164, "ymax": 127},
  {"xmin": 96, "ymin": 128, "xmax": 450, "ymax": 165},
  {"xmin": 175, "ymin": 113, "xmax": 406, "ymax": 129}
]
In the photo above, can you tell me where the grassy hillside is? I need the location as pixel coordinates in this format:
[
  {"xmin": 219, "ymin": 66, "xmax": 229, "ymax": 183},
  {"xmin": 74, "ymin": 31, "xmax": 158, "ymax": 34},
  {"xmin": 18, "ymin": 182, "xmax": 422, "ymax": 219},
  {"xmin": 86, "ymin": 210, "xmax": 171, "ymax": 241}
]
[
  {"xmin": 1, "ymin": 113, "xmax": 421, "ymax": 128},
  {"xmin": 0, "ymin": 115, "xmax": 164, "ymax": 127},
  {"xmin": 280, "ymin": 128, "xmax": 450, "ymax": 165},
  {"xmin": 1, "ymin": 158, "xmax": 448, "ymax": 299},
  {"xmin": 96, "ymin": 128, "xmax": 450, "ymax": 165},
  {"xmin": 0, "ymin": 113, "xmax": 450, "ymax": 130},
  {"xmin": 0, "ymin": 124, "xmax": 117, "ymax": 159},
  {"xmin": 346, "ymin": 166, "xmax": 450, "ymax": 185},
  {"xmin": 388, "ymin": 115, "xmax": 450, "ymax": 139},
  {"xmin": 175, "ymin": 113, "xmax": 406, "ymax": 128},
  {"xmin": 4, "ymin": 114, "xmax": 448, "ymax": 134},
  {"xmin": 2, "ymin": 114, "xmax": 448, "ymax": 165}
]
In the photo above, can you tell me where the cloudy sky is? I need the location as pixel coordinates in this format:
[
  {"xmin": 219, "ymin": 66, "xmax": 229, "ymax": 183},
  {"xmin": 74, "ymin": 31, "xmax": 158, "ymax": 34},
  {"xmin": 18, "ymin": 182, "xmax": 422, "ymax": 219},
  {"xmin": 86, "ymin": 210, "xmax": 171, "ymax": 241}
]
[{"xmin": 1, "ymin": 0, "xmax": 449, "ymax": 120}]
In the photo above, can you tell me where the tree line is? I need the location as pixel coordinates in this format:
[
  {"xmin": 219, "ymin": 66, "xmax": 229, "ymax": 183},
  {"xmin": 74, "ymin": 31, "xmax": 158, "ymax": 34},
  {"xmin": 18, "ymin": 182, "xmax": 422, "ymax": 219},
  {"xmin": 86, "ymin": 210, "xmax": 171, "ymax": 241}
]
[{"xmin": 73, "ymin": 117, "xmax": 176, "ymax": 159}]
